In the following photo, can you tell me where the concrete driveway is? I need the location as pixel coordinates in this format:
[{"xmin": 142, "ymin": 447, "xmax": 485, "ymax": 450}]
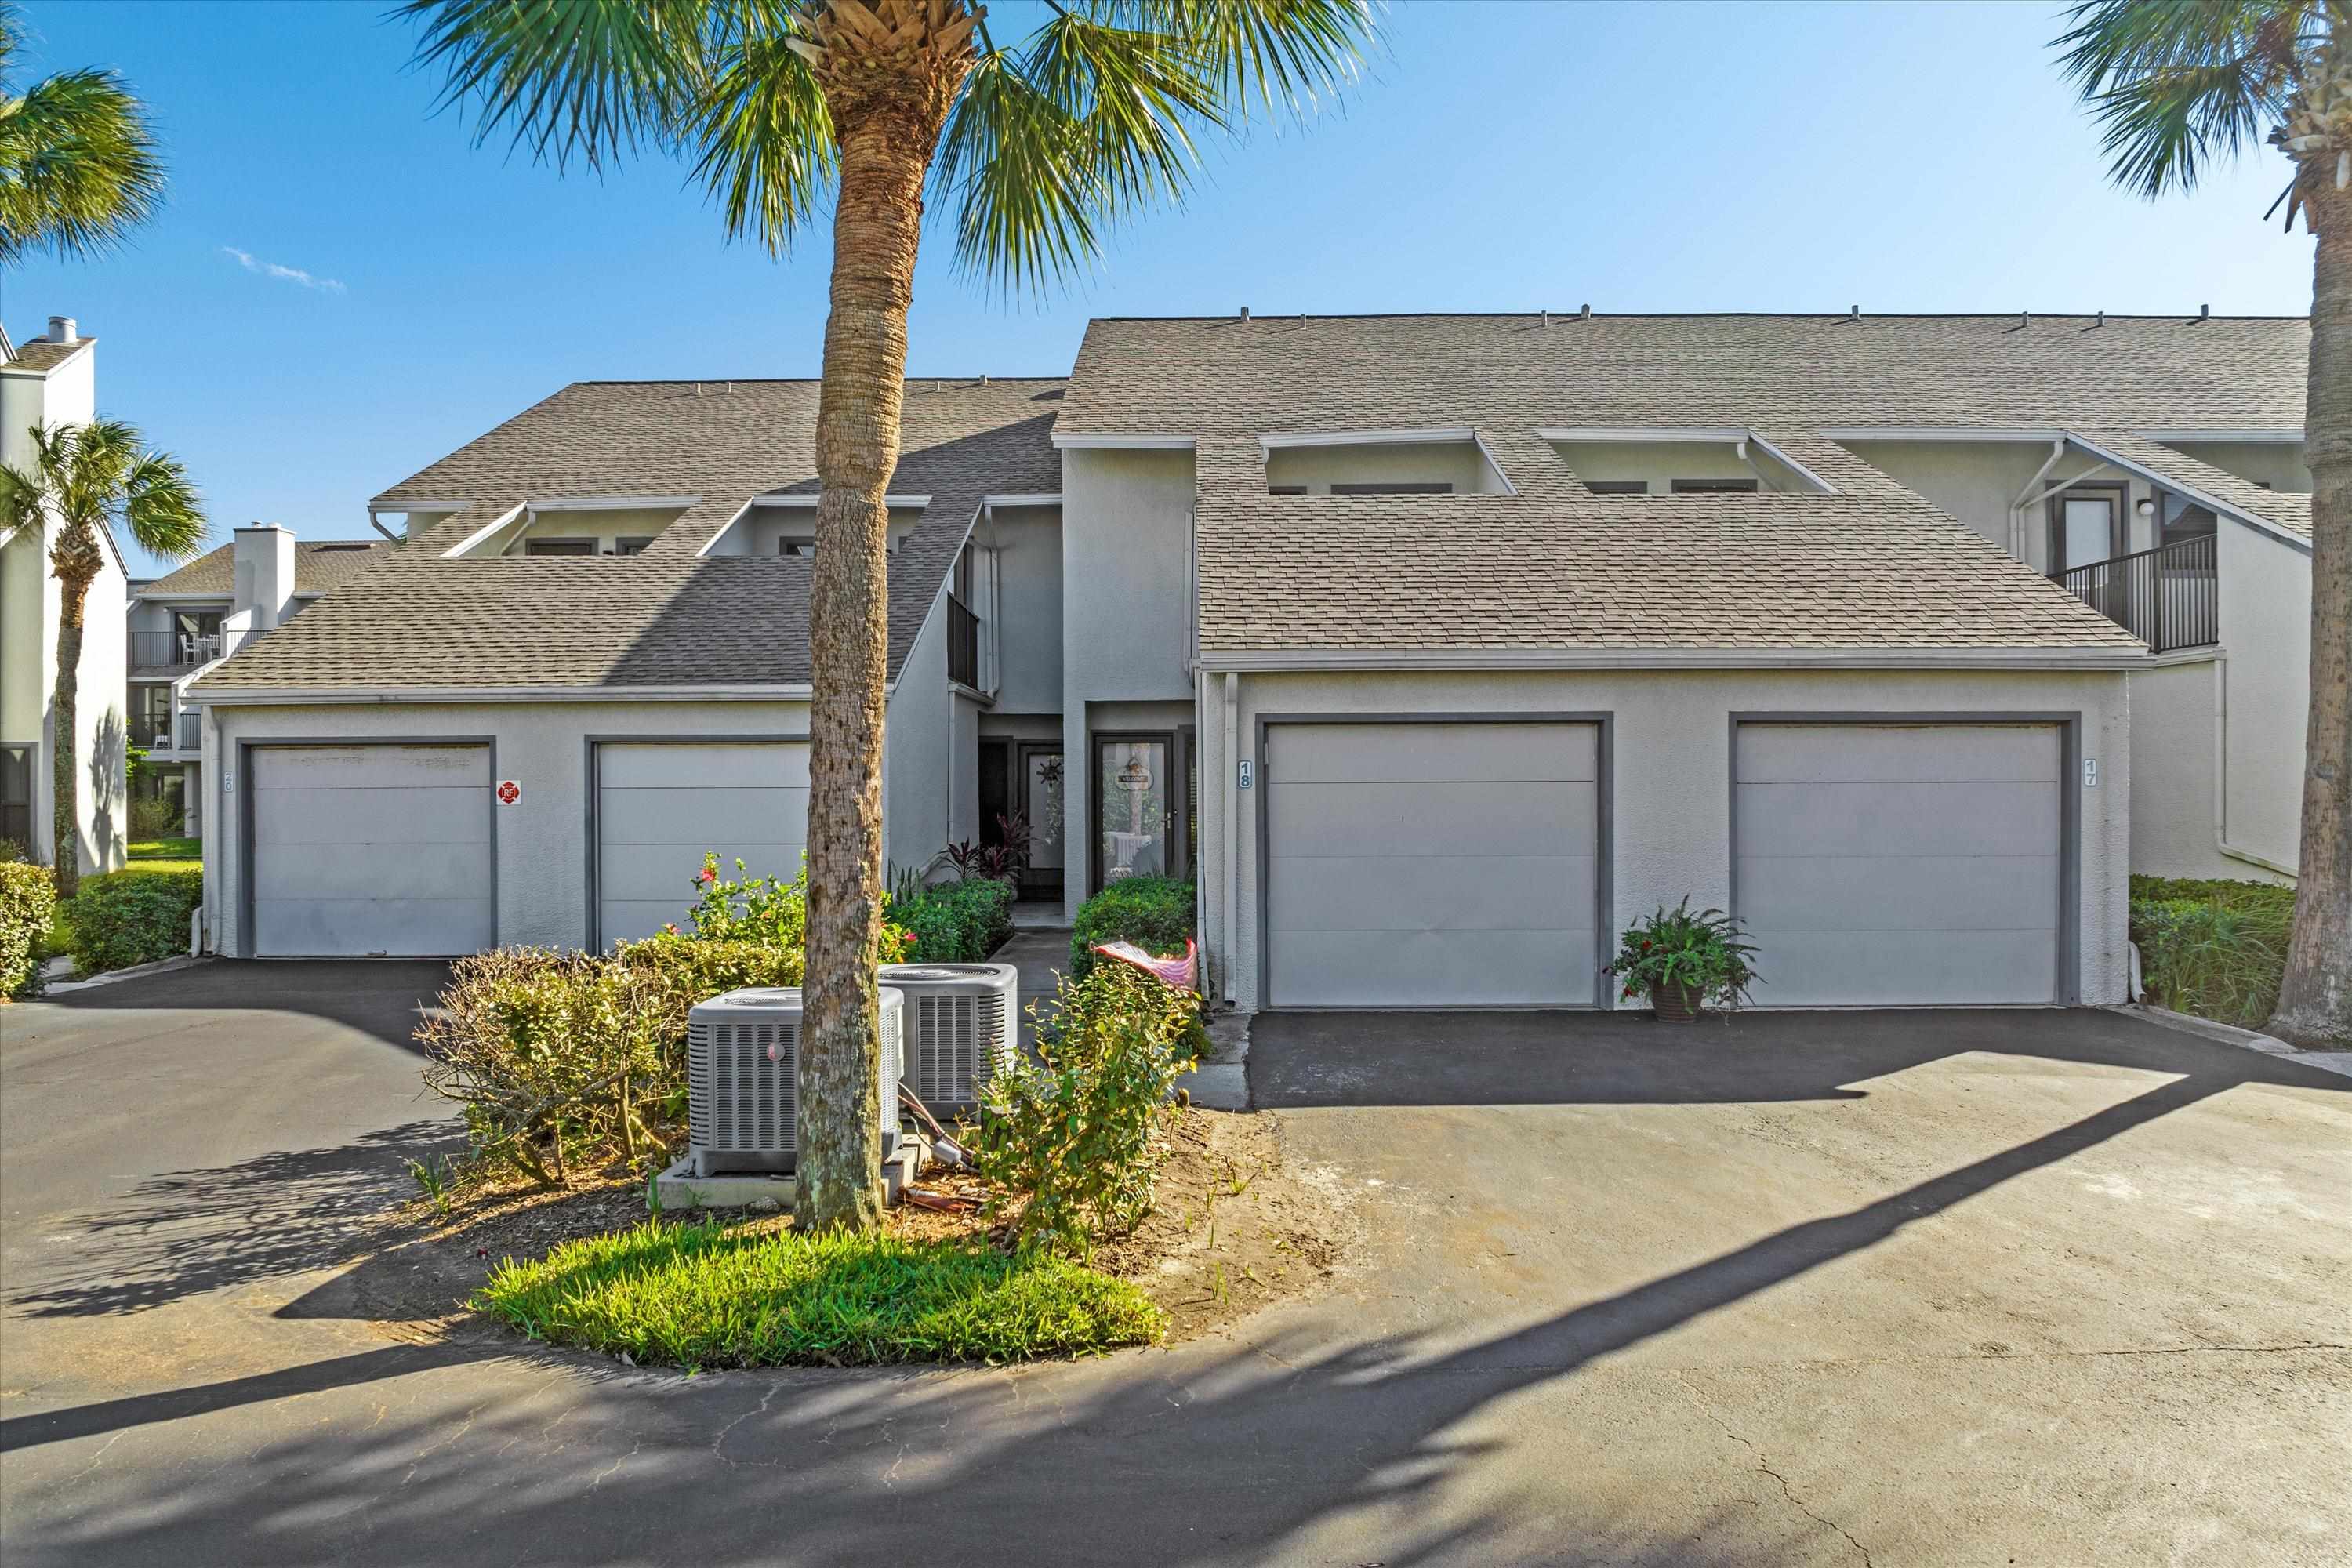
[{"xmin": 2, "ymin": 969, "xmax": 2347, "ymax": 1567}]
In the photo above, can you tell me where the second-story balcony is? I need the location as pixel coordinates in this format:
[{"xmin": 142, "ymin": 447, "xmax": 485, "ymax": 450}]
[
  {"xmin": 131, "ymin": 629, "xmax": 224, "ymax": 672},
  {"xmin": 2054, "ymin": 534, "xmax": 2217, "ymax": 654},
  {"xmin": 129, "ymin": 712, "xmax": 202, "ymax": 753}
]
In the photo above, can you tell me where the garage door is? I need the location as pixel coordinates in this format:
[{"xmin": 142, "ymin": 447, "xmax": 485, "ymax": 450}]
[
  {"xmin": 1734, "ymin": 723, "xmax": 2063, "ymax": 1005},
  {"xmin": 595, "ymin": 741, "xmax": 809, "ymax": 946},
  {"xmin": 249, "ymin": 743, "xmax": 494, "ymax": 957},
  {"xmin": 1264, "ymin": 721, "xmax": 1601, "ymax": 1007}
]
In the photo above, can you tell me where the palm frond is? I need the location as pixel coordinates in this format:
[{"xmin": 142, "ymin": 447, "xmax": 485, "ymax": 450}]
[
  {"xmin": 122, "ymin": 448, "xmax": 206, "ymax": 563},
  {"xmin": 682, "ymin": 16, "xmax": 834, "ymax": 253},
  {"xmin": 0, "ymin": 61, "xmax": 165, "ymax": 263},
  {"xmin": 937, "ymin": 48, "xmax": 1104, "ymax": 289},
  {"xmin": 400, "ymin": 0, "xmax": 719, "ymax": 171},
  {"xmin": 2054, "ymin": 0, "xmax": 2301, "ymax": 196},
  {"xmin": 1091, "ymin": 0, "xmax": 1376, "ymax": 125},
  {"xmin": 0, "ymin": 418, "xmax": 206, "ymax": 564}
]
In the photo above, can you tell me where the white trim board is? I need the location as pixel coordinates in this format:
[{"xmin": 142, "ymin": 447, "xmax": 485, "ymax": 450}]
[
  {"xmin": 1195, "ymin": 646, "xmax": 2150, "ymax": 673},
  {"xmin": 188, "ymin": 683, "xmax": 830, "ymax": 706}
]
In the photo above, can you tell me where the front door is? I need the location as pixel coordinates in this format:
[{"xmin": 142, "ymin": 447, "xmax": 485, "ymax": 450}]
[
  {"xmin": 2049, "ymin": 485, "xmax": 2125, "ymax": 575},
  {"xmin": 1018, "ymin": 743, "xmax": 1065, "ymax": 902},
  {"xmin": 1094, "ymin": 734, "xmax": 1174, "ymax": 888}
]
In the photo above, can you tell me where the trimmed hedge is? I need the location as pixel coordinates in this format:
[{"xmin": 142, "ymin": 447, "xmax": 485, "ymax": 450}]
[
  {"xmin": 1071, "ymin": 877, "xmax": 1194, "ymax": 979},
  {"xmin": 891, "ymin": 877, "xmax": 1014, "ymax": 963},
  {"xmin": 61, "ymin": 868, "xmax": 201, "ymax": 976},
  {"xmin": 2128, "ymin": 875, "xmax": 2293, "ymax": 1029},
  {"xmin": 1, "ymin": 860, "xmax": 57, "ymax": 1000}
]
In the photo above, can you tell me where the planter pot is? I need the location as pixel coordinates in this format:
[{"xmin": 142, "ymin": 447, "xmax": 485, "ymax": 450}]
[{"xmin": 1650, "ymin": 980, "xmax": 1703, "ymax": 1023}]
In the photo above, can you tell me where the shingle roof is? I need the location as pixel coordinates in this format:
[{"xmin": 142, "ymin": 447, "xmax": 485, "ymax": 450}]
[
  {"xmin": 1058, "ymin": 312, "xmax": 2309, "ymax": 655},
  {"xmin": 138, "ymin": 538, "xmax": 394, "ymax": 598},
  {"xmin": 2, "ymin": 336, "xmax": 90, "ymax": 373},
  {"xmin": 197, "ymin": 377, "xmax": 1063, "ymax": 692}
]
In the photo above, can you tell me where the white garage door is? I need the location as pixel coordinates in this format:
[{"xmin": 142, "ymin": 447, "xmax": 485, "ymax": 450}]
[
  {"xmin": 595, "ymin": 741, "xmax": 810, "ymax": 946},
  {"xmin": 1734, "ymin": 723, "xmax": 2063, "ymax": 1006},
  {"xmin": 249, "ymin": 744, "xmax": 494, "ymax": 957},
  {"xmin": 1264, "ymin": 721, "xmax": 1601, "ymax": 1007}
]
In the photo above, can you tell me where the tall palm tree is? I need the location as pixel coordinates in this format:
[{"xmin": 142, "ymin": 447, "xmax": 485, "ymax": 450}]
[
  {"xmin": 406, "ymin": 0, "xmax": 1377, "ymax": 1229},
  {"xmin": 0, "ymin": 2, "xmax": 165, "ymax": 266},
  {"xmin": 0, "ymin": 420, "xmax": 205, "ymax": 895},
  {"xmin": 2060, "ymin": 0, "xmax": 2351, "ymax": 1048}
]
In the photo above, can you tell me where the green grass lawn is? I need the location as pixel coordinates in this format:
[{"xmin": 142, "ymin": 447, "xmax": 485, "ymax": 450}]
[
  {"xmin": 476, "ymin": 1220, "xmax": 1164, "ymax": 1369},
  {"xmin": 128, "ymin": 838, "xmax": 201, "ymax": 873}
]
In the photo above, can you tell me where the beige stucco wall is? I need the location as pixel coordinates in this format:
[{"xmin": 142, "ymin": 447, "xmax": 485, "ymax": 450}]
[
  {"xmin": 1263, "ymin": 439, "xmax": 1508, "ymax": 495},
  {"xmin": 1840, "ymin": 441, "xmax": 2164, "ymax": 569},
  {"xmin": 2165, "ymin": 440, "xmax": 2310, "ymax": 493},
  {"xmin": 2216, "ymin": 524, "xmax": 2312, "ymax": 876},
  {"xmin": 1545, "ymin": 440, "xmax": 1812, "ymax": 493},
  {"xmin": 978, "ymin": 503, "xmax": 1062, "ymax": 714},
  {"xmin": 488, "ymin": 506, "xmax": 687, "ymax": 556},
  {"xmin": 1198, "ymin": 665, "xmax": 2132, "ymax": 1012},
  {"xmin": 200, "ymin": 697, "xmax": 812, "ymax": 955},
  {"xmin": 2125, "ymin": 658, "xmax": 2234, "ymax": 880},
  {"xmin": 702, "ymin": 504, "xmax": 925, "ymax": 558}
]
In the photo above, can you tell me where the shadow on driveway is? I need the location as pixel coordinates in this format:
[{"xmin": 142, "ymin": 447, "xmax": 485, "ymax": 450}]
[{"xmin": 42, "ymin": 960, "xmax": 454, "ymax": 1052}]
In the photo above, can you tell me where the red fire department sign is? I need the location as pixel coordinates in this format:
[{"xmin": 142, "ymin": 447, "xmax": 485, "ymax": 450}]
[{"xmin": 495, "ymin": 780, "xmax": 521, "ymax": 805}]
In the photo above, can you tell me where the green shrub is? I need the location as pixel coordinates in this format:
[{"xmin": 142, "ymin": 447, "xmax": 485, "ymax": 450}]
[
  {"xmin": 2129, "ymin": 879, "xmax": 2292, "ymax": 1029},
  {"xmin": 974, "ymin": 963, "xmax": 1202, "ymax": 1254},
  {"xmin": 1070, "ymin": 877, "xmax": 1194, "ymax": 979},
  {"xmin": 889, "ymin": 876, "xmax": 1014, "ymax": 962},
  {"xmin": 1, "ymin": 860, "xmax": 57, "ymax": 1000},
  {"xmin": 475, "ymin": 1221, "xmax": 1163, "ymax": 1367},
  {"xmin": 129, "ymin": 795, "xmax": 181, "ymax": 841},
  {"xmin": 60, "ymin": 868, "xmax": 201, "ymax": 975}
]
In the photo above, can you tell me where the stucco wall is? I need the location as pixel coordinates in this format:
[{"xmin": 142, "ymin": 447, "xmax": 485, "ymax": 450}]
[
  {"xmin": 0, "ymin": 529, "xmax": 42, "ymax": 750},
  {"xmin": 1205, "ymin": 666, "xmax": 2132, "ymax": 1012},
  {"xmin": 2165, "ymin": 440, "xmax": 2310, "ymax": 493},
  {"xmin": 1061, "ymin": 446, "xmax": 1196, "ymax": 916},
  {"xmin": 1546, "ymin": 441, "xmax": 1813, "ymax": 493},
  {"xmin": 1841, "ymin": 441, "xmax": 2161, "ymax": 568},
  {"xmin": 1263, "ymin": 440, "xmax": 1506, "ymax": 495},
  {"xmin": 2216, "ymin": 523, "xmax": 2311, "ymax": 875},
  {"xmin": 979, "ymin": 503, "xmax": 1062, "ymax": 713},
  {"xmin": 2125, "ymin": 658, "xmax": 2237, "ymax": 880},
  {"xmin": 201, "ymin": 697, "xmax": 811, "ymax": 955}
]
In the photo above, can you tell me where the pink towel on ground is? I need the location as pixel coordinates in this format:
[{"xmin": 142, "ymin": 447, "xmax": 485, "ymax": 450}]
[{"xmin": 1092, "ymin": 938, "xmax": 1198, "ymax": 993}]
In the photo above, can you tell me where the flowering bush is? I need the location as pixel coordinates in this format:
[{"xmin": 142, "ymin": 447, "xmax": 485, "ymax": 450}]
[
  {"xmin": 1604, "ymin": 899, "xmax": 1759, "ymax": 1011},
  {"xmin": 887, "ymin": 876, "xmax": 1013, "ymax": 962},
  {"xmin": 678, "ymin": 854, "xmax": 909, "ymax": 962}
]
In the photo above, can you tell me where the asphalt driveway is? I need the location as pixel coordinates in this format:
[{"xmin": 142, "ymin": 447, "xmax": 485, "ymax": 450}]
[{"xmin": 3, "ymin": 968, "xmax": 2347, "ymax": 1567}]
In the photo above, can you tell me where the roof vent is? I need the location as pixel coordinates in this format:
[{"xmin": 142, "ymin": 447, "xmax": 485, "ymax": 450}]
[
  {"xmin": 46, "ymin": 316, "xmax": 76, "ymax": 345},
  {"xmin": 1239, "ymin": 306, "xmax": 1250, "ymax": 321},
  {"xmin": 1849, "ymin": 304, "xmax": 1860, "ymax": 321},
  {"xmin": 1580, "ymin": 303, "xmax": 1592, "ymax": 320},
  {"xmin": 2199, "ymin": 303, "xmax": 2211, "ymax": 321}
]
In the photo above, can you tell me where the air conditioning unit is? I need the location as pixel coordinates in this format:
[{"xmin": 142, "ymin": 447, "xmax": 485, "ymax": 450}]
[
  {"xmin": 686, "ymin": 985, "xmax": 905, "ymax": 1176},
  {"xmin": 876, "ymin": 962, "xmax": 1019, "ymax": 1112}
]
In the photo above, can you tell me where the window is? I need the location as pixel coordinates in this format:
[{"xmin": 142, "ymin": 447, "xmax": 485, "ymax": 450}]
[
  {"xmin": 1584, "ymin": 480, "xmax": 1649, "ymax": 495},
  {"xmin": 133, "ymin": 686, "xmax": 175, "ymax": 748},
  {"xmin": 777, "ymin": 537, "xmax": 813, "ymax": 557},
  {"xmin": 2159, "ymin": 493, "xmax": 2219, "ymax": 549},
  {"xmin": 0, "ymin": 744, "xmax": 29, "ymax": 855},
  {"xmin": 615, "ymin": 537, "xmax": 655, "ymax": 556},
  {"xmin": 1670, "ymin": 477, "xmax": 1759, "ymax": 495},
  {"xmin": 1330, "ymin": 481, "xmax": 1454, "ymax": 496},
  {"xmin": 1267, "ymin": 485, "xmax": 1308, "ymax": 496},
  {"xmin": 524, "ymin": 538, "xmax": 595, "ymax": 557}
]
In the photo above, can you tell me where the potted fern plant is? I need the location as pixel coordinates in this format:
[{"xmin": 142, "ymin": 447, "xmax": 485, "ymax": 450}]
[{"xmin": 1606, "ymin": 900, "xmax": 1760, "ymax": 1022}]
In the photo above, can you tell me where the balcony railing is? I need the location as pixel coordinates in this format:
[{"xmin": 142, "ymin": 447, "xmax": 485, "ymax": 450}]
[
  {"xmin": 946, "ymin": 593, "xmax": 980, "ymax": 688},
  {"xmin": 132, "ymin": 630, "xmax": 223, "ymax": 670},
  {"xmin": 2054, "ymin": 534, "xmax": 2217, "ymax": 654},
  {"xmin": 129, "ymin": 713, "xmax": 202, "ymax": 752}
]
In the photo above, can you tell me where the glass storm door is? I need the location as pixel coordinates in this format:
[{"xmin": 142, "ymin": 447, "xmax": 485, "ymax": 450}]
[
  {"xmin": 1096, "ymin": 736, "xmax": 1171, "ymax": 885},
  {"xmin": 1023, "ymin": 746, "xmax": 1065, "ymax": 896}
]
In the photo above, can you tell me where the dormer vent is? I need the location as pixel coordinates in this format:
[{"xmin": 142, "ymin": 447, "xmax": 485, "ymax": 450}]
[{"xmin": 46, "ymin": 316, "xmax": 76, "ymax": 345}]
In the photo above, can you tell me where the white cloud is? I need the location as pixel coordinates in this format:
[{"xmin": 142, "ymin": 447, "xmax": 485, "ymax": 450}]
[{"xmin": 221, "ymin": 245, "xmax": 346, "ymax": 294}]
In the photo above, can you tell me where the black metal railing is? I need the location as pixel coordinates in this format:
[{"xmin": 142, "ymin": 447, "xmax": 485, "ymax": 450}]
[
  {"xmin": 128, "ymin": 713, "xmax": 201, "ymax": 752},
  {"xmin": 946, "ymin": 593, "xmax": 980, "ymax": 688},
  {"xmin": 177, "ymin": 713, "xmax": 202, "ymax": 751},
  {"xmin": 131, "ymin": 629, "xmax": 223, "ymax": 670},
  {"xmin": 2054, "ymin": 533, "xmax": 2218, "ymax": 653}
]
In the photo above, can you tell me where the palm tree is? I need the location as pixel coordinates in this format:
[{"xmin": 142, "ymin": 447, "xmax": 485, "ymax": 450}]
[
  {"xmin": 2060, "ymin": 1, "xmax": 2351, "ymax": 1048},
  {"xmin": 0, "ymin": 2, "xmax": 165, "ymax": 266},
  {"xmin": 405, "ymin": 0, "xmax": 1376, "ymax": 1229},
  {"xmin": 0, "ymin": 420, "xmax": 204, "ymax": 896}
]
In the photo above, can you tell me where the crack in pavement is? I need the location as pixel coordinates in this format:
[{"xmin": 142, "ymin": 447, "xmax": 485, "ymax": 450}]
[{"xmin": 1672, "ymin": 1370, "xmax": 1874, "ymax": 1567}]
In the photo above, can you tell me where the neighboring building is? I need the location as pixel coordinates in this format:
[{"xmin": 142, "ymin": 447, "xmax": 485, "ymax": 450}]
[
  {"xmin": 189, "ymin": 312, "xmax": 2316, "ymax": 1016},
  {"xmin": 0, "ymin": 316, "xmax": 127, "ymax": 874},
  {"xmin": 125, "ymin": 528, "xmax": 390, "ymax": 837}
]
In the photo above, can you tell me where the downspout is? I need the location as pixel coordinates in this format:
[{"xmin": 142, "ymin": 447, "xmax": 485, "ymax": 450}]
[
  {"xmin": 2210, "ymin": 653, "xmax": 2299, "ymax": 878},
  {"xmin": 1222, "ymin": 670, "xmax": 1240, "ymax": 1005},
  {"xmin": 2009, "ymin": 437, "xmax": 2067, "ymax": 562}
]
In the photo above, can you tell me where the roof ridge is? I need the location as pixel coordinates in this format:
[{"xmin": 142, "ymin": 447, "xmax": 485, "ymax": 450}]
[{"xmin": 1083, "ymin": 310, "xmax": 2307, "ymax": 324}]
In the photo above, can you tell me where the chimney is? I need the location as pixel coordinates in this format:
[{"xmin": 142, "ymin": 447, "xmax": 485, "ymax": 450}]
[
  {"xmin": 46, "ymin": 316, "xmax": 76, "ymax": 345},
  {"xmin": 233, "ymin": 523, "xmax": 297, "ymax": 630}
]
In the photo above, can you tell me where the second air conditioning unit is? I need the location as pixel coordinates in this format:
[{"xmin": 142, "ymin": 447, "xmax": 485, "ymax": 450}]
[
  {"xmin": 876, "ymin": 962, "xmax": 1018, "ymax": 1113},
  {"xmin": 686, "ymin": 985, "xmax": 904, "ymax": 1175}
]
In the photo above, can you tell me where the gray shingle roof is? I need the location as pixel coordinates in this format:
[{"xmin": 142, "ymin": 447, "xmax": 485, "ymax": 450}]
[
  {"xmin": 138, "ymin": 538, "xmax": 393, "ymax": 598},
  {"xmin": 198, "ymin": 377, "xmax": 1063, "ymax": 692},
  {"xmin": 1058, "ymin": 313, "xmax": 2308, "ymax": 655},
  {"xmin": 2, "ymin": 336, "xmax": 90, "ymax": 373}
]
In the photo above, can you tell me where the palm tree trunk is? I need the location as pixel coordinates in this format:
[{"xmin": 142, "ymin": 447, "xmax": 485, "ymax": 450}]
[
  {"xmin": 2273, "ymin": 177, "xmax": 2352, "ymax": 1048},
  {"xmin": 795, "ymin": 9, "xmax": 969, "ymax": 1231},
  {"xmin": 48, "ymin": 570, "xmax": 91, "ymax": 898}
]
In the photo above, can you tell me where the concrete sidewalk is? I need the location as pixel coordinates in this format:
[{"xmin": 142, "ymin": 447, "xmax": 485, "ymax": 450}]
[{"xmin": 991, "ymin": 927, "xmax": 1247, "ymax": 1108}]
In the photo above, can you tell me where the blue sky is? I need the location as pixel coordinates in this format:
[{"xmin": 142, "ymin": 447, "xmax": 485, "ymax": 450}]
[{"xmin": 4, "ymin": 0, "xmax": 2317, "ymax": 576}]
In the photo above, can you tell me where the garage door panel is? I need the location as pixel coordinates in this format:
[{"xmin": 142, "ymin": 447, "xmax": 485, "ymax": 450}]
[
  {"xmin": 1737, "ymin": 724, "xmax": 2060, "ymax": 783},
  {"xmin": 597, "ymin": 840, "xmax": 806, "ymax": 896},
  {"xmin": 251, "ymin": 786, "xmax": 490, "ymax": 848},
  {"xmin": 252, "ymin": 745, "xmax": 490, "ymax": 791},
  {"xmin": 1737, "ymin": 854, "xmax": 2059, "ymax": 932},
  {"xmin": 596, "ymin": 743, "xmax": 808, "ymax": 789},
  {"xmin": 1270, "ymin": 781, "xmax": 1596, "ymax": 859},
  {"xmin": 1272, "ymin": 723, "xmax": 1595, "ymax": 784},
  {"xmin": 597, "ymin": 786, "xmax": 811, "ymax": 848},
  {"xmin": 254, "ymin": 841, "xmax": 491, "ymax": 902},
  {"xmin": 1269, "ymin": 853, "xmax": 1595, "ymax": 934},
  {"xmin": 1752, "ymin": 931, "xmax": 2059, "ymax": 1007},
  {"xmin": 254, "ymin": 898, "xmax": 492, "ymax": 959},
  {"xmin": 1270, "ymin": 928, "xmax": 1600, "ymax": 1010},
  {"xmin": 1737, "ymin": 782, "xmax": 2060, "ymax": 858}
]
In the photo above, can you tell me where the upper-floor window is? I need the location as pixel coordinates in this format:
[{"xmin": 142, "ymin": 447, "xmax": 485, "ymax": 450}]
[
  {"xmin": 704, "ymin": 497, "xmax": 927, "ymax": 557},
  {"xmin": 1671, "ymin": 477, "xmax": 1759, "ymax": 495},
  {"xmin": 524, "ymin": 538, "xmax": 596, "ymax": 557},
  {"xmin": 1261, "ymin": 430, "xmax": 1513, "ymax": 496},
  {"xmin": 615, "ymin": 537, "xmax": 655, "ymax": 556},
  {"xmin": 1584, "ymin": 480, "xmax": 1648, "ymax": 495},
  {"xmin": 1331, "ymin": 481, "xmax": 1454, "ymax": 496},
  {"xmin": 1544, "ymin": 429, "xmax": 1833, "ymax": 496},
  {"xmin": 442, "ymin": 499, "xmax": 692, "ymax": 559}
]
